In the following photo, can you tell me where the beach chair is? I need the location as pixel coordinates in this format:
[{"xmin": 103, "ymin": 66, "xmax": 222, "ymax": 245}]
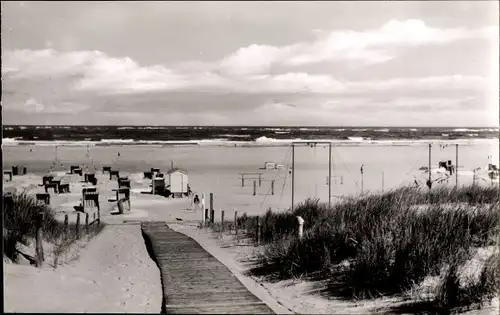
[
  {"xmin": 58, "ymin": 183, "xmax": 70, "ymax": 193},
  {"xmin": 114, "ymin": 186, "xmax": 131, "ymax": 214},
  {"xmin": 118, "ymin": 178, "xmax": 131, "ymax": 189},
  {"xmin": 109, "ymin": 170, "xmax": 120, "ymax": 180},
  {"xmin": 84, "ymin": 173, "xmax": 96, "ymax": 183},
  {"xmin": 42, "ymin": 175, "xmax": 54, "ymax": 186},
  {"xmin": 45, "ymin": 182, "xmax": 59, "ymax": 194},
  {"xmin": 4, "ymin": 170, "xmax": 13, "ymax": 181},
  {"xmin": 113, "ymin": 187, "xmax": 130, "ymax": 201},
  {"xmin": 102, "ymin": 166, "xmax": 112, "ymax": 174},
  {"xmin": 152, "ymin": 177, "xmax": 165, "ymax": 195},
  {"xmin": 74, "ymin": 168, "xmax": 83, "ymax": 176},
  {"xmin": 36, "ymin": 193, "xmax": 50, "ymax": 205},
  {"xmin": 82, "ymin": 188, "xmax": 99, "ymax": 212},
  {"xmin": 70, "ymin": 165, "xmax": 80, "ymax": 174},
  {"xmin": 143, "ymin": 171, "xmax": 153, "ymax": 179}
]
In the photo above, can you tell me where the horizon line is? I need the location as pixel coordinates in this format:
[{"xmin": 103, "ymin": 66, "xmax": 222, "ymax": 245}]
[{"xmin": 3, "ymin": 124, "xmax": 499, "ymax": 129}]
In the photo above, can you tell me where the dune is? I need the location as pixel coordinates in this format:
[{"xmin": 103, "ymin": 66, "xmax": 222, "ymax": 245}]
[{"xmin": 4, "ymin": 224, "xmax": 162, "ymax": 313}]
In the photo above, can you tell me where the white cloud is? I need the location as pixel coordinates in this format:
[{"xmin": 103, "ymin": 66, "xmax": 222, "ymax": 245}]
[
  {"xmin": 3, "ymin": 48, "xmax": 491, "ymax": 97},
  {"xmin": 19, "ymin": 97, "xmax": 88, "ymax": 114},
  {"xmin": 2, "ymin": 19, "xmax": 497, "ymax": 126},
  {"xmin": 215, "ymin": 19, "xmax": 498, "ymax": 73}
]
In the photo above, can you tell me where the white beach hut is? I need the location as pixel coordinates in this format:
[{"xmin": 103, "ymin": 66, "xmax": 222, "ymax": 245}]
[{"xmin": 167, "ymin": 168, "xmax": 189, "ymax": 198}]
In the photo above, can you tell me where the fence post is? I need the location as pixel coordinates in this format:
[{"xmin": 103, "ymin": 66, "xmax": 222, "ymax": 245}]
[
  {"xmin": 259, "ymin": 173, "xmax": 262, "ymax": 187},
  {"xmin": 97, "ymin": 197, "xmax": 101, "ymax": 228},
  {"xmin": 234, "ymin": 210, "xmax": 238, "ymax": 238},
  {"xmin": 241, "ymin": 175, "xmax": 244, "ymax": 187},
  {"xmin": 297, "ymin": 216, "xmax": 304, "ymax": 240},
  {"xmin": 271, "ymin": 180, "xmax": 275, "ymax": 195},
  {"xmin": 205, "ymin": 209, "xmax": 209, "ymax": 227},
  {"xmin": 76, "ymin": 212, "xmax": 81, "ymax": 239},
  {"xmin": 64, "ymin": 214, "xmax": 69, "ymax": 239},
  {"xmin": 210, "ymin": 209, "xmax": 215, "ymax": 225},
  {"xmin": 253, "ymin": 180, "xmax": 256, "ymax": 196},
  {"xmin": 201, "ymin": 193, "xmax": 205, "ymax": 225},
  {"xmin": 210, "ymin": 193, "xmax": 214, "ymax": 213},
  {"xmin": 256, "ymin": 216, "xmax": 260, "ymax": 246},
  {"xmin": 35, "ymin": 212, "xmax": 45, "ymax": 267},
  {"xmin": 85, "ymin": 212, "xmax": 89, "ymax": 234},
  {"xmin": 221, "ymin": 209, "xmax": 225, "ymax": 233}
]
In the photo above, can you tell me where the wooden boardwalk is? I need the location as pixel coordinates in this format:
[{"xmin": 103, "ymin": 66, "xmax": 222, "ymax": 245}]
[{"xmin": 141, "ymin": 221, "xmax": 275, "ymax": 314}]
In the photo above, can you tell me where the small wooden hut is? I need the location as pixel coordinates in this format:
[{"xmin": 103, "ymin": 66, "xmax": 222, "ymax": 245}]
[{"xmin": 167, "ymin": 168, "xmax": 189, "ymax": 198}]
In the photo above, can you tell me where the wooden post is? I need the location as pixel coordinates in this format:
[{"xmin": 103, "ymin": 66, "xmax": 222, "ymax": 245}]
[
  {"xmin": 256, "ymin": 216, "xmax": 261, "ymax": 246},
  {"xmin": 271, "ymin": 180, "xmax": 275, "ymax": 195},
  {"xmin": 291, "ymin": 144, "xmax": 295, "ymax": 212},
  {"xmin": 201, "ymin": 193, "xmax": 205, "ymax": 224},
  {"xmin": 35, "ymin": 212, "xmax": 45, "ymax": 267},
  {"xmin": 152, "ymin": 178, "xmax": 156, "ymax": 195},
  {"xmin": 234, "ymin": 210, "xmax": 238, "ymax": 237},
  {"xmin": 297, "ymin": 216, "xmax": 304, "ymax": 240},
  {"xmin": 210, "ymin": 209, "xmax": 215, "ymax": 225},
  {"xmin": 205, "ymin": 209, "xmax": 209, "ymax": 226},
  {"xmin": 241, "ymin": 175, "xmax": 244, "ymax": 187},
  {"xmin": 360, "ymin": 165, "xmax": 364, "ymax": 194},
  {"xmin": 328, "ymin": 142, "xmax": 332, "ymax": 209},
  {"xmin": 209, "ymin": 193, "xmax": 214, "ymax": 213},
  {"xmin": 382, "ymin": 171, "xmax": 385, "ymax": 192},
  {"xmin": 258, "ymin": 173, "xmax": 262, "ymax": 187},
  {"xmin": 455, "ymin": 144, "xmax": 459, "ymax": 188},
  {"xmin": 253, "ymin": 180, "xmax": 256, "ymax": 196},
  {"xmin": 221, "ymin": 209, "xmax": 225, "ymax": 233},
  {"xmin": 428, "ymin": 143, "xmax": 432, "ymax": 190},
  {"xmin": 85, "ymin": 212, "xmax": 89, "ymax": 233},
  {"xmin": 97, "ymin": 199, "xmax": 101, "ymax": 228},
  {"xmin": 64, "ymin": 214, "xmax": 69, "ymax": 238},
  {"xmin": 76, "ymin": 212, "xmax": 81, "ymax": 239}
]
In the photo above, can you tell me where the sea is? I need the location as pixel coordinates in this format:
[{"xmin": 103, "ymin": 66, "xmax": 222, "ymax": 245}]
[{"xmin": 3, "ymin": 125, "xmax": 499, "ymax": 215}]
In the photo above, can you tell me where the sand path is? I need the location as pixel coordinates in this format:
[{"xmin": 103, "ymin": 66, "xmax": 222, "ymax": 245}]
[{"xmin": 4, "ymin": 224, "xmax": 162, "ymax": 313}]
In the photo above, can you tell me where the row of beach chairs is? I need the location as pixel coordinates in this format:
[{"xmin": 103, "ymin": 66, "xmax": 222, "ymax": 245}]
[{"xmin": 3, "ymin": 165, "xmax": 28, "ymax": 181}]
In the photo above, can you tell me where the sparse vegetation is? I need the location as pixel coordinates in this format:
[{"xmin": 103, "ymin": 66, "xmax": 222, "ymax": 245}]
[
  {"xmin": 218, "ymin": 185, "xmax": 500, "ymax": 312},
  {"xmin": 3, "ymin": 192, "xmax": 105, "ymax": 264}
]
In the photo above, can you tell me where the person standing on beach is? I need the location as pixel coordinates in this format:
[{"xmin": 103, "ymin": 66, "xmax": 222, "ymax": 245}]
[{"xmin": 193, "ymin": 194, "xmax": 200, "ymax": 209}]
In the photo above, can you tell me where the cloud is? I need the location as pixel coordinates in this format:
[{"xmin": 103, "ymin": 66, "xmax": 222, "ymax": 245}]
[
  {"xmin": 214, "ymin": 19, "xmax": 498, "ymax": 74},
  {"xmin": 3, "ymin": 48, "xmax": 492, "ymax": 98},
  {"xmin": 17, "ymin": 97, "xmax": 89, "ymax": 114},
  {"xmin": 2, "ymin": 19, "xmax": 497, "ymax": 126}
]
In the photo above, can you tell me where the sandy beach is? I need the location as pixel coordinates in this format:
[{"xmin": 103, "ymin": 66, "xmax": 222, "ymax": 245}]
[{"xmin": 4, "ymin": 160, "xmax": 500, "ymax": 314}]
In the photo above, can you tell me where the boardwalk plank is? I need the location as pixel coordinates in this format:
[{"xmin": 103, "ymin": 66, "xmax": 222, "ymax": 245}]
[{"xmin": 141, "ymin": 222, "xmax": 274, "ymax": 314}]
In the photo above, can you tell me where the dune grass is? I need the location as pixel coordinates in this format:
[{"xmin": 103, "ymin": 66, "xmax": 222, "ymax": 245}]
[
  {"xmin": 218, "ymin": 185, "xmax": 500, "ymax": 312},
  {"xmin": 3, "ymin": 191, "xmax": 105, "ymax": 264}
]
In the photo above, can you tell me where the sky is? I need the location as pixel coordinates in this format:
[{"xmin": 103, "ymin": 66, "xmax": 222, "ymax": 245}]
[{"xmin": 2, "ymin": 1, "xmax": 499, "ymax": 127}]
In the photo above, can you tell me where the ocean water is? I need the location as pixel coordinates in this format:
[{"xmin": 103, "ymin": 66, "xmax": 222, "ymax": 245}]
[{"xmin": 3, "ymin": 140, "xmax": 498, "ymax": 215}]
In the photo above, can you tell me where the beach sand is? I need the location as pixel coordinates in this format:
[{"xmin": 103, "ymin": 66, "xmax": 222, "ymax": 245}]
[
  {"xmin": 4, "ymin": 224, "xmax": 162, "ymax": 313},
  {"xmin": 169, "ymin": 224, "xmax": 500, "ymax": 315},
  {"xmin": 3, "ymin": 155, "xmax": 500, "ymax": 314}
]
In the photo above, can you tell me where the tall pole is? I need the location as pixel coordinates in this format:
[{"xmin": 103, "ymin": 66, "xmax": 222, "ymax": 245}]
[
  {"xmin": 428, "ymin": 143, "xmax": 432, "ymax": 190},
  {"xmin": 382, "ymin": 171, "xmax": 385, "ymax": 192},
  {"xmin": 455, "ymin": 144, "xmax": 459, "ymax": 188},
  {"xmin": 328, "ymin": 142, "xmax": 332, "ymax": 209},
  {"xmin": 291, "ymin": 144, "xmax": 295, "ymax": 212},
  {"xmin": 360, "ymin": 165, "xmax": 364, "ymax": 194}
]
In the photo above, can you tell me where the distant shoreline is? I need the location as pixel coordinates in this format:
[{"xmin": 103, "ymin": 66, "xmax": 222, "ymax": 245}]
[
  {"xmin": 2, "ymin": 137, "xmax": 498, "ymax": 148},
  {"xmin": 3, "ymin": 126, "xmax": 498, "ymax": 143}
]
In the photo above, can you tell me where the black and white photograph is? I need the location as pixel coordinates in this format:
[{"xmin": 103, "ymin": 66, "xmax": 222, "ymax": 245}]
[{"xmin": 2, "ymin": 1, "xmax": 499, "ymax": 313}]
